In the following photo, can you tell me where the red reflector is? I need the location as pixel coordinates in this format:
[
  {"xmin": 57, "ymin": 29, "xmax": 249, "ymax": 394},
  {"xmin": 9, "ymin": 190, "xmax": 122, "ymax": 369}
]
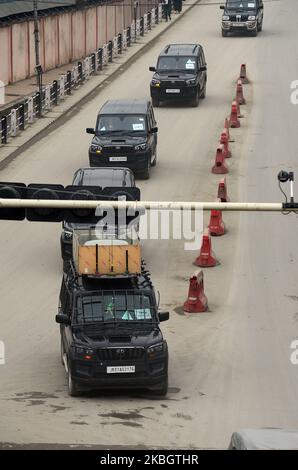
[{"xmin": 84, "ymin": 355, "xmax": 92, "ymax": 360}]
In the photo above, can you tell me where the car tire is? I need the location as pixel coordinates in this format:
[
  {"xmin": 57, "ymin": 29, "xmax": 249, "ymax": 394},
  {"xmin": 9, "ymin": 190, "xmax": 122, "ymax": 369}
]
[
  {"xmin": 141, "ymin": 157, "xmax": 151, "ymax": 180},
  {"xmin": 151, "ymin": 148, "xmax": 157, "ymax": 167},
  {"xmin": 257, "ymin": 21, "xmax": 263, "ymax": 32},
  {"xmin": 251, "ymin": 26, "xmax": 258, "ymax": 36},
  {"xmin": 222, "ymin": 29, "xmax": 228, "ymax": 37},
  {"xmin": 152, "ymin": 97, "xmax": 160, "ymax": 108},
  {"xmin": 200, "ymin": 80, "xmax": 207, "ymax": 99},
  {"xmin": 60, "ymin": 338, "xmax": 65, "ymax": 366},
  {"xmin": 67, "ymin": 360, "xmax": 80, "ymax": 397},
  {"xmin": 151, "ymin": 376, "xmax": 168, "ymax": 396},
  {"xmin": 191, "ymin": 88, "xmax": 200, "ymax": 107}
]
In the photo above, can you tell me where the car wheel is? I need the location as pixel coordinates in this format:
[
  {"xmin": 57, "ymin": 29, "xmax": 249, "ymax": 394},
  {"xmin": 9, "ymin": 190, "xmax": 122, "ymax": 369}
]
[
  {"xmin": 152, "ymin": 97, "xmax": 160, "ymax": 107},
  {"xmin": 141, "ymin": 157, "xmax": 151, "ymax": 180},
  {"xmin": 151, "ymin": 377, "xmax": 168, "ymax": 396},
  {"xmin": 251, "ymin": 26, "xmax": 258, "ymax": 36},
  {"xmin": 60, "ymin": 338, "xmax": 65, "ymax": 366},
  {"xmin": 191, "ymin": 88, "xmax": 200, "ymax": 107},
  {"xmin": 257, "ymin": 21, "xmax": 263, "ymax": 32},
  {"xmin": 151, "ymin": 148, "xmax": 157, "ymax": 167},
  {"xmin": 67, "ymin": 360, "xmax": 80, "ymax": 397},
  {"xmin": 200, "ymin": 80, "xmax": 207, "ymax": 99},
  {"xmin": 222, "ymin": 29, "xmax": 228, "ymax": 37}
]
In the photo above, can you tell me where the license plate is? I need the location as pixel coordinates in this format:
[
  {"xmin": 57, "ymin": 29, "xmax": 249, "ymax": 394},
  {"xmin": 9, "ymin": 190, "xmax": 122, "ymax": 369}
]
[
  {"xmin": 109, "ymin": 156, "xmax": 127, "ymax": 162},
  {"xmin": 107, "ymin": 366, "xmax": 135, "ymax": 374},
  {"xmin": 166, "ymin": 89, "xmax": 180, "ymax": 93},
  {"xmin": 232, "ymin": 22, "xmax": 245, "ymax": 26}
]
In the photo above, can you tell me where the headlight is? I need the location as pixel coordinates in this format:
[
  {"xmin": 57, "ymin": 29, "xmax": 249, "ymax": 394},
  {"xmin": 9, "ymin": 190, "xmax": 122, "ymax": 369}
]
[
  {"xmin": 248, "ymin": 16, "xmax": 256, "ymax": 20},
  {"xmin": 135, "ymin": 143, "xmax": 147, "ymax": 151},
  {"xmin": 151, "ymin": 79, "xmax": 161, "ymax": 87},
  {"xmin": 74, "ymin": 346, "xmax": 94, "ymax": 359},
  {"xmin": 222, "ymin": 15, "xmax": 230, "ymax": 20},
  {"xmin": 90, "ymin": 144, "xmax": 102, "ymax": 154},
  {"xmin": 147, "ymin": 343, "xmax": 164, "ymax": 357},
  {"xmin": 186, "ymin": 78, "xmax": 196, "ymax": 86},
  {"xmin": 63, "ymin": 230, "xmax": 73, "ymax": 241}
]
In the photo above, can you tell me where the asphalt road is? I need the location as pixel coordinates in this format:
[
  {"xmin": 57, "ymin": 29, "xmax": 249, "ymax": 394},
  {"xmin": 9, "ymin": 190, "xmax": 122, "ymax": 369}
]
[{"xmin": 1, "ymin": 0, "xmax": 298, "ymax": 449}]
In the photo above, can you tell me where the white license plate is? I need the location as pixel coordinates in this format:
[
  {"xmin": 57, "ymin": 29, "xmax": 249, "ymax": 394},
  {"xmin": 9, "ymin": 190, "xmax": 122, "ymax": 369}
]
[
  {"xmin": 109, "ymin": 156, "xmax": 127, "ymax": 162},
  {"xmin": 166, "ymin": 89, "xmax": 180, "ymax": 93},
  {"xmin": 107, "ymin": 366, "xmax": 135, "ymax": 374},
  {"xmin": 232, "ymin": 22, "xmax": 245, "ymax": 26}
]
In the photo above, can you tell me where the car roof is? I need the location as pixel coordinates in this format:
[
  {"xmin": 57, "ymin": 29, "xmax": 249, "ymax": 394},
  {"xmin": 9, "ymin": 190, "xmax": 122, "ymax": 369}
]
[
  {"xmin": 99, "ymin": 100, "xmax": 150, "ymax": 115},
  {"xmin": 159, "ymin": 44, "xmax": 202, "ymax": 57},
  {"xmin": 72, "ymin": 167, "xmax": 135, "ymax": 188}
]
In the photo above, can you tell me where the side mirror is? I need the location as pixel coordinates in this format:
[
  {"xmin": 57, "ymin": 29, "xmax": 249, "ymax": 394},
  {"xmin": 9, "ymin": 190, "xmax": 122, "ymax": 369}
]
[
  {"xmin": 199, "ymin": 65, "xmax": 207, "ymax": 72},
  {"xmin": 220, "ymin": 5, "xmax": 224, "ymax": 9},
  {"xmin": 56, "ymin": 314, "xmax": 70, "ymax": 325},
  {"xmin": 149, "ymin": 66, "xmax": 156, "ymax": 72},
  {"xmin": 150, "ymin": 126, "xmax": 158, "ymax": 134},
  {"xmin": 86, "ymin": 127, "xmax": 95, "ymax": 135},
  {"xmin": 159, "ymin": 312, "xmax": 169, "ymax": 322},
  {"xmin": 259, "ymin": 5, "xmax": 263, "ymax": 9}
]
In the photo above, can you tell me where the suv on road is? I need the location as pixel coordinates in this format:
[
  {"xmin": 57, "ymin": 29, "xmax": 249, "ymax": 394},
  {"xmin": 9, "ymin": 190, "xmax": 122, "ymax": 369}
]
[
  {"xmin": 86, "ymin": 100, "xmax": 158, "ymax": 179},
  {"xmin": 60, "ymin": 167, "xmax": 136, "ymax": 270},
  {"xmin": 220, "ymin": 0, "xmax": 264, "ymax": 37},
  {"xmin": 149, "ymin": 44, "xmax": 207, "ymax": 107},
  {"xmin": 56, "ymin": 262, "xmax": 169, "ymax": 396}
]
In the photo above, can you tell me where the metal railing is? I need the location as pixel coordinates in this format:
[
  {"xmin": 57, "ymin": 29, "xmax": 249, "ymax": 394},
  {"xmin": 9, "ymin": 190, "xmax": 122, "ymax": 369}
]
[{"xmin": 0, "ymin": 6, "xmax": 161, "ymax": 147}]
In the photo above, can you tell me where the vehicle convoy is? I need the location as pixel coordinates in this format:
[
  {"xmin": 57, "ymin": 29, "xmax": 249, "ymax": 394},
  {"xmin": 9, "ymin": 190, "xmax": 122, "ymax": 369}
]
[
  {"xmin": 60, "ymin": 167, "xmax": 137, "ymax": 270},
  {"xmin": 86, "ymin": 100, "xmax": 158, "ymax": 179},
  {"xmin": 56, "ymin": 226, "xmax": 169, "ymax": 396},
  {"xmin": 220, "ymin": 0, "xmax": 264, "ymax": 37},
  {"xmin": 149, "ymin": 43, "xmax": 207, "ymax": 107}
]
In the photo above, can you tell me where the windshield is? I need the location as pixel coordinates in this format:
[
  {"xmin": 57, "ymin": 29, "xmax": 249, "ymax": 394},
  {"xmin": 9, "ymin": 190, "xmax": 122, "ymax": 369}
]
[
  {"xmin": 226, "ymin": 1, "xmax": 256, "ymax": 9},
  {"xmin": 157, "ymin": 56, "xmax": 197, "ymax": 72},
  {"xmin": 96, "ymin": 115, "xmax": 147, "ymax": 134},
  {"xmin": 74, "ymin": 292, "xmax": 155, "ymax": 325}
]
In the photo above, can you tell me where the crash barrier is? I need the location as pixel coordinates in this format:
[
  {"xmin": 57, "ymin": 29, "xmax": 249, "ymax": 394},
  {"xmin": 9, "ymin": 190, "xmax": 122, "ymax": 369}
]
[
  {"xmin": 212, "ymin": 145, "xmax": 228, "ymax": 174},
  {"xmin": 208, "ymin": 202, "xmax": 226, "ymax": 236},
  {"xmin": 236, "ymin": 79, "xmax": 246, "ymax": 105},
  {"xmin": 229, "ymin": 101, "xmax": 240, "ymax": 128},
  {"xmin": 0, "ymin": 6, "xmax": 161, "ymax": 147},
  {"xmin": 239, "ymin": 63, "xmax": 249, "ymax": 84},
  {"xmin": 220, "ymin": 129, "xmax": 232, "ymax": 159},
  {"xmin": 217, "ymin": 177, "xmax": 230, "ymax": 203},
  {"xmin": 183, "ymin": 271, "xmax": 208, "ymax": 313},
  {"xmin": 194, "ymin": 228, "xmax": 217, "ymax": 268}
]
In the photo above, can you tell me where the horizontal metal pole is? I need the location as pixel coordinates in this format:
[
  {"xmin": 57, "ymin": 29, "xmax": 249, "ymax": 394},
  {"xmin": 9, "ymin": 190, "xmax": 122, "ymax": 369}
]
[{"xmin": 0, "ymin": 199, "xmax": 285, "ymax": 212}]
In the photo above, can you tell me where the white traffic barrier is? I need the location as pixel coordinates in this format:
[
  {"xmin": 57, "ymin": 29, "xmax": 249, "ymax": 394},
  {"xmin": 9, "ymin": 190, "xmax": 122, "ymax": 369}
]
[
  {"xmin": 10, "ymin": 109, "xmax": 17, "ymax": 137},
  {"xmin": 84, "ymin": 57, "xmax": 91, "ymax": 79},
  {"xmin": 158, "ymin": 4, "xmax": 163, "ymax": 21},
  {"xmin": 151, "ymin": 8, "xmax": 156, "ymax": 25},
  {"xmin": 59, "ymin": 75, "xmax": 65, "ymax": 99},
  {"xmin": 0, "ymin": 199, "xmax": 285, "ymax": 213},
  {"xmin": 131, "ymin": 22, "xmax": 136, "ymax": 42},
  {"xmin": 112, "ymin": 36, "xmax": 118, "ymax": 57},
  {"xmin": 122, "ymin": 29, "xmax": 127, "ymax": 49},
  {"xmin": 144, "ymin": 13, "xmax": 148, "ymax": 33},
  {"xmin": 136, "ymin": 19, "xmax": 140, "ymax": 36},
  {"xmin": 72, "ymin": 66, "xmax": 78, "ymax": 85},
  {"xmin": 28, "ymin": 97, "xmax": 34, "ymax": 123},
  {"xmin": 103, "ymin": 44, "xmax": 108, "ymax": 66},
  {"xmin": 44, "ymin": 85, "xmax": 51, "ymax": 110}
]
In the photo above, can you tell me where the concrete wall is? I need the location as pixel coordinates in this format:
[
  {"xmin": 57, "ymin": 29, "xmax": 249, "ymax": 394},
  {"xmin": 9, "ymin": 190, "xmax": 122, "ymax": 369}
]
[{"xmin": 0, "ymin": 1, "xmax": 158, "ymax": 85}]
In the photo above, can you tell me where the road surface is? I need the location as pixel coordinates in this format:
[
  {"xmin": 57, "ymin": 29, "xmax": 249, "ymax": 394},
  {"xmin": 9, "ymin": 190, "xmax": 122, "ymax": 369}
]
[{"xmin": 0, "ymin": 0, "xmax": 298, "ymax": 449}]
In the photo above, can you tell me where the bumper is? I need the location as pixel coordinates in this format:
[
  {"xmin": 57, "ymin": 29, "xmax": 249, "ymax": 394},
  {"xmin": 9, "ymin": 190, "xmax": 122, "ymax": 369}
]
[
  {"xmin": 222, "ymin": 21, "xmax": 257, "ymax": 32},
  {"xmin": 151, "ymin": 85, "xmax": 197, "ymax": 101},
  {"xmin": 71, "ymin": 358, "xmax": 168, "ymax": 391},
  {"xmin": 89, "ymin": 151, "xmax": 149, "ymax": 174}
]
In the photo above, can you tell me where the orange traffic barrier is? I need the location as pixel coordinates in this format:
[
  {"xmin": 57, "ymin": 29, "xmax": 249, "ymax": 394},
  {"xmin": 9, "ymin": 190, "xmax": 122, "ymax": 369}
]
[
  {"xmin": 236, "ymin": 79, "xmax": 246, "ymax": 105},
  {"xmin": 220, "ymin": 129, "xmax": 232, "ymax": 159},
  {"xmin": 212, "ymin": 145, "xmax": 228, "ymax": 174},
  {"xmin": 194, "ymin": 228, "xmax": 217, "ymax": 268},
  {"xmin": 229, "ymin": 101, "xmax": 240, "ymax": 128},
  {"xmin": 183, "ymin": 271, "xmax": 208, "ymax": 313},
  {"xmin": 217, "ymin": 177, "xmax": 230, "ymax": 202},
  {"xmin": 239, "ymin": 63, "xmax": 249, "ymax": 84},
  {"xmin": 208, "ymin": 201, "xmax": 226, "ymax": 236}
]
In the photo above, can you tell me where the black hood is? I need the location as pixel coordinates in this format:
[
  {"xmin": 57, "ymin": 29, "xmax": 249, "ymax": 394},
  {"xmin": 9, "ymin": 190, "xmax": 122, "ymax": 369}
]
[
  {"xmin": 154, "ymin": 71, "xmax": 197, "ymax": 80},
  {"xmin": 74, "ymin": 324, "xmax": 163, "ymax": 348},
  {"xmin": 92, "ymin": 134, "xmax": 146, "ymax": 146}
]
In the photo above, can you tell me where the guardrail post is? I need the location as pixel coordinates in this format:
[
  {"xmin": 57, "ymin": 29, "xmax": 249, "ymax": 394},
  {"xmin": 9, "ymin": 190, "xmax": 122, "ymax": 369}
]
[
  {"xmin": 19, "ymin": 103, "xmax": 25, "ymax": 131},
  {"xmin": 91, "ymin": 53, "xmax": 96, "ymax": 74},
  {"xmin": 59, "ymin": 75, "xmax": 65, "ymax": 99},
  {"xmin": 28, "ymin": 96, "xmax": 34, "ymax": 123},
  {"xmin": 45, "ymin": 85, "xmax": 51, "ymax": 109},
  {"xmin": 140, "ymin": 17, "xmax": 144, "ymax": 36},
  {"xmin": 66, "ymin": 70, "xmax": 72, "ymax": 94},
  {"xmin": 84, "ymin": 57, "xmax": 90, "ymax": 79},
  {"xmin": 118, "ymin": 33, "xmax": 122, "ymax": 54},
  {"xmin": 10, "ymin": 109, "xmax": 17, "ymax": 137},
  {"xmin": 158, "ymin": 4, "xmax": 162, "ymax": 22},
  {"xmin": 36, "ymin": 92, "xmax": 42, "ymax": 118},
  {"xmin": 78, "ymin": 61, "xmax": 83, "ymax": 83},
  {"xmin": 1, "ymin": 116, "xmax": 7, "ymax": 144},
  {"xmin": 108, "ymin": 40, "xmax": 113, "ymax": 62},
  {"xmin": 155, "ymin": 6, "xmax": 159, "ymax": 24},
  {"xmin": 52, "ymin": 80, "xmax": 58, "ymax": 106},
  {"xmin": 127, "ymin": 27, "xmax": 131, "ymax": 47},
  {"xmin": 97, "ymin": 48, "xmax": 103, "ymax": 71}
]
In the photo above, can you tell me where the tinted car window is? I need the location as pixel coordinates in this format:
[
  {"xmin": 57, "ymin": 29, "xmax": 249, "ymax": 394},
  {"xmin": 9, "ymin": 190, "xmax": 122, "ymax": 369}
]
[
  {"xmin": 157, "ymin": 56, "xmax": 197, "ymax": 72},
  {"xmin": 96, "ymin": 115, "xmax": 147, "ymax": 133}
]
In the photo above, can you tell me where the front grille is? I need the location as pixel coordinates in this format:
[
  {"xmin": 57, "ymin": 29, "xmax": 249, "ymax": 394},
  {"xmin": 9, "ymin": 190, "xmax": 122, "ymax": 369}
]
[
  {"xmin": 161, "ymin": 80, "xmax": 186, "ymax": 88},
  {"xmin": 97, "ymin": 347, "xmax": 145, "ymax": 361},
  {"xmin": 229, "ymin": 15, "xmax": 249, "ymax": 21},
  {"xmin": 103, "ymin": 146, "xmax": 134, "ymax": 154}
]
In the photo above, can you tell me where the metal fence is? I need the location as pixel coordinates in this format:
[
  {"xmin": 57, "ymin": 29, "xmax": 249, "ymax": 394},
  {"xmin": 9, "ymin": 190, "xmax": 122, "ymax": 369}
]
[{"xmin": 0, "ymin": 5, "xmax": 163, "ymax": 147}]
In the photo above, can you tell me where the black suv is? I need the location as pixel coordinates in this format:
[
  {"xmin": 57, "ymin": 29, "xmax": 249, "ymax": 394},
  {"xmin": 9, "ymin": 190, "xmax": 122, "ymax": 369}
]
[
  {"xmin": 56, "ymin": 264, "xmax": 169, "ymax": 396},
  {"xmin": 86, "ymin": 100, "xmax": 158, "ymax": 179},
  {"xmin": 220, "ymin": 0, "xmax": 264, "ymax": 37},
  {"xmin": 149, "ymin": 44, "xmax": 207, "ymax": 107},
  {"xmin": 60, "ymin": 167, "xmax": 136, "ymax": 270}
]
